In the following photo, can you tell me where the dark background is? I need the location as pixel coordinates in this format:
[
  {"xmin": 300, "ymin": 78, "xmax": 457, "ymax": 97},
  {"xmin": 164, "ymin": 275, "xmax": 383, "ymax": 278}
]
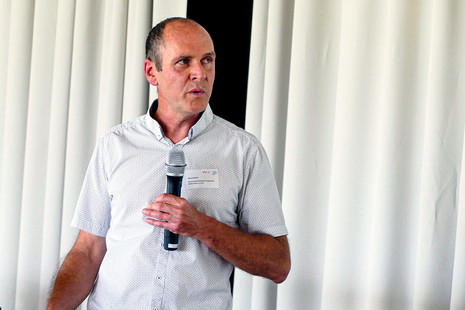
[{"xmin": 187, "ymin": 1, "xmax": 254, "ymax": 129}]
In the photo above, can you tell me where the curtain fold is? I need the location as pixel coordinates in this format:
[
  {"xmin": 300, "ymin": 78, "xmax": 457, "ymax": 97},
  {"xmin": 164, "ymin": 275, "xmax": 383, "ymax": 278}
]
[
  {"xmin": 0, "ymin": 0, "xmax": 35, "ymax": 308},
  {"xmin": 122, "ymin": 0, "xmax": 153, "ymax": 123},
  {"xmin": 38, "ymin": 1, "xmax": 76, "ymax": 306},
  {"xmin": 15, "ymin": 1, "xmax": 60, "ymax": 308},
  {"xmin": 277, "ymin": 0, "xmax": 342, "ymax": 308},
  {"xmin": 0, "ymin": 0, "xmax": 11, "ymax": 182},
  {"xmin": 413, "ymin": 1, "xmax": 465, "ymax": 308},
  {"xmin": 452, "ymin": 133, "xmax": 465, "ymax": 310},
  {"xmin": 95, "ymin": 0, "xmax": 128, "ymax": 139}
]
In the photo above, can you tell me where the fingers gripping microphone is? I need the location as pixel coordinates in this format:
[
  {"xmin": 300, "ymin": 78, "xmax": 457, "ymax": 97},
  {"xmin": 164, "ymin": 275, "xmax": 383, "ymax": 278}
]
[{"xmin": 164, "ymin": 147, "xmax": 187, "ymax": 251}]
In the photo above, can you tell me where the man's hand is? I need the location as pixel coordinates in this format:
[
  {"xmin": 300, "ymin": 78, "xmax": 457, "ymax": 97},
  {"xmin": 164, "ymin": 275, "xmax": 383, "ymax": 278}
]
[
  {"xmin": 142, "ymin": 193, "xmax": 206, "ymax": 238},
  {"xmin": 142, "ymin": 194, "xmax": 291, "ymax": 283}
]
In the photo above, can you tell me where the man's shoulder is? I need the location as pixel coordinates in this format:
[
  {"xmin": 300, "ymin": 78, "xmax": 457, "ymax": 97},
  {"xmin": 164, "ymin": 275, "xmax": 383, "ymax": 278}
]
[
  {"xmin": 210, "ymin": 115, "xmax": 259, "ymax": 144},
  {"xmin": 92, "ymin": 115, "xmax": 149, "ymax": 153},
  {"xmin": 101, "ymin": 115, "xmax": 147, "ymax": 139}
]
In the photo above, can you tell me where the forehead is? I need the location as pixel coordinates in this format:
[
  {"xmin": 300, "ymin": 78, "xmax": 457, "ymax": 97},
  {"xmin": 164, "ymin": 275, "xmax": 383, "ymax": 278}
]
[{"xmin": 162, "ymin": 22, "xmax": 215, "ymax": 58}]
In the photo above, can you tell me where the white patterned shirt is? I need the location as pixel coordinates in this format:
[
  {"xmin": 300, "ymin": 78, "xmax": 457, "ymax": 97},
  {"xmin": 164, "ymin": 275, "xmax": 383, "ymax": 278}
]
[{"xmin": 71, "ymin": 101, "xmax": 288, "ymax": 310}]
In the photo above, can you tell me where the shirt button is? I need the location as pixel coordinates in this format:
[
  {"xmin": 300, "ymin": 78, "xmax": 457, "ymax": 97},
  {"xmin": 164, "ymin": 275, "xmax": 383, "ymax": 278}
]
[{"xmin": 157, "ymin": 276, "xmax": 162, "ymax": 280}]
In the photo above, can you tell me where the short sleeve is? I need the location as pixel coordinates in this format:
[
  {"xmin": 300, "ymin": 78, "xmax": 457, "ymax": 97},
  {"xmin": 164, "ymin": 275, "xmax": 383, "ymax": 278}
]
[
  {"xmin": 237, "ymin": 143, "xmax": 288, "ymax": 237},
  {"xmin": 71, "ymin": 136, "xmax": 111, "ymax": 237}
]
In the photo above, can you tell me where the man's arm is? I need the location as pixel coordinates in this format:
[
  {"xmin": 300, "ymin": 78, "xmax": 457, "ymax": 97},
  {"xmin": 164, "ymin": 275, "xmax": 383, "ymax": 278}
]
[
  {"xmin": 47, "ymin": 230, "xmax": 107, "ymax": 310},
  {"xmin": 193, "ymin": 217, "xmax": 290, "ymax": 283},
  {"xmin": 143, "ymin": 194, "xmax": 291, "ymax": 283}
]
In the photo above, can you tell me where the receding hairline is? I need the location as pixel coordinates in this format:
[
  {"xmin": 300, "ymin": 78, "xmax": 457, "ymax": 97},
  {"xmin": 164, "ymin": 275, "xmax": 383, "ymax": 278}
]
[
  {"xmin": 145, "ymin": 17, "xmax": 213, "ymax": 71},
  {"xmin": 163, "ymin": 18, "xmax": 212, "ymax": 42}
]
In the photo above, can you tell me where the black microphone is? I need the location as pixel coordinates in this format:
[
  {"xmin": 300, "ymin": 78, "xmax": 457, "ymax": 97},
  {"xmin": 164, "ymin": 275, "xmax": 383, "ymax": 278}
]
[{"xmin": 164, "ymin": 147, "xmax": 187, "ymax": 251}]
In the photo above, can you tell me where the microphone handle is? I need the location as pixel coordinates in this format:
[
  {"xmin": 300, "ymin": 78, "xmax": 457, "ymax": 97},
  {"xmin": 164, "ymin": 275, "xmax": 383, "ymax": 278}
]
[{"xmin": 164, "ymin": 176, "xmax": 182, "ymax": 251}]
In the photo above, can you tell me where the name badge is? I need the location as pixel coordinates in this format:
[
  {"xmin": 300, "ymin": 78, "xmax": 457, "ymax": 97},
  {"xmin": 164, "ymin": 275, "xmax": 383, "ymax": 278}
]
[{"xmin": 185, "ymin": 169, "xmax": 219, "ymax": 189}]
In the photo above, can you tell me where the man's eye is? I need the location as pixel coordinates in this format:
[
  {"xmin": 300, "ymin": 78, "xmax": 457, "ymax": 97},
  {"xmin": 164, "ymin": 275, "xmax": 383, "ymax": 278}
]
[
  {"xmin": 178, "ymin": 59, "xmax": 189, "ymax": 65},
  {"xmin": 203, "ymin": 57, "xmax": 213, "ymax": 64}
]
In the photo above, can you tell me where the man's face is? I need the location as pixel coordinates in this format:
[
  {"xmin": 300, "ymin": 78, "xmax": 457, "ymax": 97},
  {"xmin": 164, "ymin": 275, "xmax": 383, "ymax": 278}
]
[{"xmin": 149, "ymin": 22, "xmax": 216, "ymax": 119}]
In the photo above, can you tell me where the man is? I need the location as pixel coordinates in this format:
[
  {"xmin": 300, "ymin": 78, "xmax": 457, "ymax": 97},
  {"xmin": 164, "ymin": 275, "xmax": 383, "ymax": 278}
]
[{"xmin": 47, "ymin": 17, "xmax": 290, "ymax": 309}]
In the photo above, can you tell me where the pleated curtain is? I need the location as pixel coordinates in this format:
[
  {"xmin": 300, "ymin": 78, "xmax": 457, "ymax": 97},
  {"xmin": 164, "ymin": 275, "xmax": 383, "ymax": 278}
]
[
  {"xmin": 1, "ymin": 0, "xmax": 465, "ymax": 310},
  {"xmin": 236, "ymin": 0, "xmax": 465, "ymax": 310}
]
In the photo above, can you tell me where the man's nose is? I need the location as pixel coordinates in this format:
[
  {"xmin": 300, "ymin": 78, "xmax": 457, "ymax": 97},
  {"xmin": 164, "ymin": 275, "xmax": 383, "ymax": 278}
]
[{"xmin": 190, "ymin": 61, "xmax": 206, "ymax": 80}]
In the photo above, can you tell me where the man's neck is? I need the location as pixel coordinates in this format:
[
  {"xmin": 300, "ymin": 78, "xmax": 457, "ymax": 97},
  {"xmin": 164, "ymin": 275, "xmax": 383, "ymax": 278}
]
[{"xmin": 152, "ymin": 108, "xmax": 202, "ymax": 144}]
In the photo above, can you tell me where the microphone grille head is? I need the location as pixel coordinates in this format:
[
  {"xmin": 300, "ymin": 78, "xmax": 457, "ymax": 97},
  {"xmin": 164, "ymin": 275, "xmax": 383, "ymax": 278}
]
[{"xmin": 166, "ymin": 147, "xmax": 187, "ymax": 176}]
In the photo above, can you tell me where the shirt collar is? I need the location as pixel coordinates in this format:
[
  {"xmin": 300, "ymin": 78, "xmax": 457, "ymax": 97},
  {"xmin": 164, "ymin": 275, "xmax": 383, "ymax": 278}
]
[{"xmin": 144, "ymin": 100, "xmax": 214, "ymax": 144}]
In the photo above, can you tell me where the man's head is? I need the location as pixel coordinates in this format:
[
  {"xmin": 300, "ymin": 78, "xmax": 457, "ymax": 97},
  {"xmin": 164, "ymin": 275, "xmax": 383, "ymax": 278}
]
[
  {"xmin": 145, "ymin": 17, "xmax": 205, "ymax": 72},
  {"xmin": 144, "ymin": 18, "xmax": 216, "ymax": 119}
]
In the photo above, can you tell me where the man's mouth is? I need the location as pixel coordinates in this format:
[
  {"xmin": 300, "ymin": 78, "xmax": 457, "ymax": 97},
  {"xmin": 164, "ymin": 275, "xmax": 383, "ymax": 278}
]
[{"xmin": 189, "ymin": 88, "xmax": 206, "ymax": 96}]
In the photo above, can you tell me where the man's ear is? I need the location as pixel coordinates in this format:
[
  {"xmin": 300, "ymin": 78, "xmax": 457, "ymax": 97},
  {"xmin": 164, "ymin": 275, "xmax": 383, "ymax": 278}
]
[{"xmin": 144, "ymin": 59, "xmax": 159, "ymax": 86}]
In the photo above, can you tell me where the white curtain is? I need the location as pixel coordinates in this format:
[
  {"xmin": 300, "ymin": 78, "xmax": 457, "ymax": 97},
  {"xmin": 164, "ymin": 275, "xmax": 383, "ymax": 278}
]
[
  {"xmin": 0, "ymin": 1, "xmax": 187, "ymax": 309},
  {"xmin": 233, "ymin": 0, "xmax": 465, "ymax": 309},
  {"xmin": 2, "ymin": 0, "xmax": 465, "ymax": 310}
]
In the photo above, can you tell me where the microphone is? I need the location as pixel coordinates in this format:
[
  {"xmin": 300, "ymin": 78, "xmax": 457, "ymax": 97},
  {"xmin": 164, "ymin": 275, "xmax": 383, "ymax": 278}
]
[{"xmin": 164, "ymin": 147, "xmax": 187, "ymax": 251}]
